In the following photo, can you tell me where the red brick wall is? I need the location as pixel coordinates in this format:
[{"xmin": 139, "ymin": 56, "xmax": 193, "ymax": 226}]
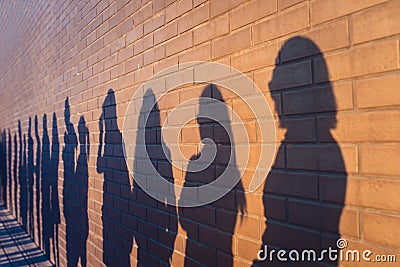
[{"xmin": 0, "ymin": 0, "xmax": 399, "ymax": 266}]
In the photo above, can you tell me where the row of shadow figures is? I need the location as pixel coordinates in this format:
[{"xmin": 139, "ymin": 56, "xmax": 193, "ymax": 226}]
[{"xmin": 0, "ymin": 37, "xmax": 346, "ymax": 267}]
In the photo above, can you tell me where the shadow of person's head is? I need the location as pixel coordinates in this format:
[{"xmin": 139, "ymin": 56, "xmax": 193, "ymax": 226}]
[
  {"xmin": 197, "ymin": 84, "xmax": 231, "ymax": 145},
  {"xmin": 269, "ymin": 36, "xmax": 337, "ymax": 131},
  {"xmin": 102, "ymin": 89, "xmax": 117, "ymax": 131},
  {"xmin": 34, "ymin": 115, "xmax": 39, "ymax": 137},
  {"xmin": 142, "ymin": 88, "xmax": 162, "ymax": 146},
  {"xmin": 64, "ymin": 97, "xmax": 71, "ymax": 125},
  {"xmin": 52, "ymin": 112, "xmax": 58, "ymax": 143},
  {"xmin": 43, "ymin": 114, "xmax": 47, "ymax": 133}
]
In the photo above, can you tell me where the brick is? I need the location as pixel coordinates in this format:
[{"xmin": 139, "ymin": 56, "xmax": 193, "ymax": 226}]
[
  {"xmin": 179, "ymin": 42, "xmax": 211, "ymax": 63},
  {"xmin": 144, "ymin": 13, "xmax": 165, "ymax": 35},
  {"xmin": 264, "ymin": 170, "xmax": 319, "ymax": 199},
  {"xmin": 124, "ymin": 1, "xmax": 141, "ymax": 16},
  {"xmin": 134, "ymin": 3, "xmax": 153, "ymax": 25},
  {"xmin": 236, "ymin": 214, "xmax": 261, "ymax": 239},
  {"xmin": 117, "ymin": 44, "xmax": 133, "ymax": 63},
  {"xmin": 198, "ymin": 225, "xmax": 233, "ymax": 254},
  {"xmin": 283, "ymin": 82, "xmax": 353, "ymax": 115},
  {"xmin": 277, "ymin": 117, "xmax": 316, "ymax": 143},
  {"xmin": 152, "ymin": 0, "xmax": 175, "ymax": 14},
  {"xmin": 354, "ymin": 1, "xmax": 400, "ymax": 44},
  {"xmin": 165, "ymin": 0, "xmax": 192, "ymax": 22},
  {"xmin": 194, "ymin": 0, "xmax": 206, "ymax": 7},
  {"xmin": 261, "ymin": 194, "xmax": 287, "ymax": 221},
  {"xmin": 211, "ymin": 27, "xmax": 251, "ymax": 58},
  {"xmin": 266, "ymin": 61, "xmax": 312, "ymax": 91},
  {"xmin": 185, "ymin": 239, "xmax": 217, "ymax": 266},
  {"xmin": 363, "ymin": 211, "xmax": 400, "ymax": 247},
  {"xmin": 360, "ymin": 144, "xmax": 400, "ymax": 177},
  {"xmin": 165, "ymin": 31, "xmax": 193, "ymax": 56},
  {"xmin": 311, "ymin": 0, "xmax": 388, "ymax": 25},
  {"xmin": 261, "ymin": 221, "xmax": 320, "ymax": 250},
  {"xmin": 279, "ymin": 0, "xmax": 303, "ymax": 10},
  {"xmin": 318, "ymin": 111, "xmax": 400, "ymax": 142},
  {"xmin": 193, "ymin": 14, "xmax": 229, "ymax": 45},
  {"xmin": 322, "ymin": 176, "xmax": 400, "ymax": 212},
  {"xmin": 281, "ymin": 19, "xmax": 349, "ymax": 62},
  {"xmin": 126, "ymin": 24, "xmax": 143, "ymax": 44},
  {"xmin": 143, "ymin": 46, "xmax": 165, "ymax": 65},
  {"xmin": 287, "ymin": 144, "xmax": 357, "ymax": 173},
  {"xmin": 237, "ymin": 237, "xmax": 261, "ymax": 262},
  {"xmin": 315, "ymin": 40, "xmax": 399, "ymax": 82},
  {"xmin": 153, "ymin": 55, "xmax": 179, "ymax": 74},
  {"xmin": 178, "ymin": 3, "xmax": 209, "ymax": 34},
  {"xmin": 210, "ymin": 0, "xmax": 247, "ymax": 17},
  {"xmin": 231, "ymin": 42, "xmax": 278, "ymax": 73},
  {"xmin": 239, "ymin": 192, "xmax": 264, "ymax": 217},
  {"xmin": 288, "ymin": 200, "xmax": 359, "ymax": 236},
  {"xmin": 154, "ymin": 21, "xmax": 178, "ymax": 45},
  {"xmin": 253, "ymin": 4, "xmax": 309, "ymax": 44},
  {"xmin": 125, "ymin": 55, "xmax": 143, "ymax": 73},
  {"xmin": 231, "ymin": 0, "xmax": 277, "ymax": 30},
  {"xmin": 356, "ymin": 74, "xmax": 400, "ymax": 108},
  {"xmin": 134, "ymin": 33, "xmax": 153, "ymax": 55},
  {"xmin": 134, "ymin": 64, "xmax": 153, "ymax": 83}
]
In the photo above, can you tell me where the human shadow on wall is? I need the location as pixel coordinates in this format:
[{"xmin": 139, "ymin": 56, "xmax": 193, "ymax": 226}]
[
  {"xmin": 98, "ymin": 89, "xmax": 133, "ymax": 267},
  {"xmin": 41, "ymin": 113, "xmax": 61, "ymax": 266},
  {"xmin": 8, "ymin": 129, "xmax": 12, "ymax": 213},
  {"xmin": 13, "ymin": 132, "xmax": 18, "ymax": 220},
  {"xmin": 252, "ymin": 37, "xmax": 347, "ymax": 267},
  {"xmin": 63, "ymin": 98, "xmax": 89, "ymax": 266},
  {"xmin": 35, "ymin": 115, "xmax": 42, "ymax": 247},
  {"xmin": 28, "ymin": 117, "xmax": 35, "ymax": 240},
  {"xmin": 133, "ymin": 89, "xmax": 178, "ymax": 266},
  {"xmin": 1, "ymin": 130, "xmax": 7, "ymax": 206},
  {"xmin": 51, "ymin": 113, "xmax": 61, "ymax": 266},
  {"xmin": 75, "ymin": 116, "xmax": 89, "ymax": 265},
  {"xmin": 19, "ymin": 120, "xmax": 28, "ymax": 229},
  {"xmin": 178, "ymin": 85, "xmax": 247, "ymax": 266}
]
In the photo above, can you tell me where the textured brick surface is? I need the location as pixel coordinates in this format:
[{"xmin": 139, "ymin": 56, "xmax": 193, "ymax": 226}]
[{"xmin": 0, "ymin": 0, "xmax": 399, "ymax": 267}]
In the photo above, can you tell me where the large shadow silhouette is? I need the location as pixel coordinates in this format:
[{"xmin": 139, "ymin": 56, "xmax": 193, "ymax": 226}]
[
  {"xmin": 133, "ymin": 89, "xmax": 178, "ymax": 266},
  {"xmin": 98, "ymin": 89, "xmax": 133, "ymax": 267},
  {"xmin": 63, "ymin": 98, "xmax": 89, "ymax": 266},
  {"xmin": 253, "ymin": 37, "xmax": 347, "ymax": 266},
  {"xmin": 41, "ymin": 113, "xmax": 61, "ymax": 265},
  {"xmin": 178, "ymin": 85, "xmax": 247, "ymax": 266}
]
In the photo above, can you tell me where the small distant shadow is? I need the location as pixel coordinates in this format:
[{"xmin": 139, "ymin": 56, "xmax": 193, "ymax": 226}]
[
  {"xmin": 1, "ymin": 130, "xmax": 7, "ymax": 207},
  {"xmin": 28, "ymin": 118, "xmax": 35, "ymax": 240},
  {"xmin": 41, "ymin": 113, "xmax": 61, "ymax": 265}
]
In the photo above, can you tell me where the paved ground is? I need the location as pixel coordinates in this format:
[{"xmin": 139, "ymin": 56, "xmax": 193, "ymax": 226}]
[{"xmin": 0, "ymin": 205, "xmax": 53, "ymax": 267}]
